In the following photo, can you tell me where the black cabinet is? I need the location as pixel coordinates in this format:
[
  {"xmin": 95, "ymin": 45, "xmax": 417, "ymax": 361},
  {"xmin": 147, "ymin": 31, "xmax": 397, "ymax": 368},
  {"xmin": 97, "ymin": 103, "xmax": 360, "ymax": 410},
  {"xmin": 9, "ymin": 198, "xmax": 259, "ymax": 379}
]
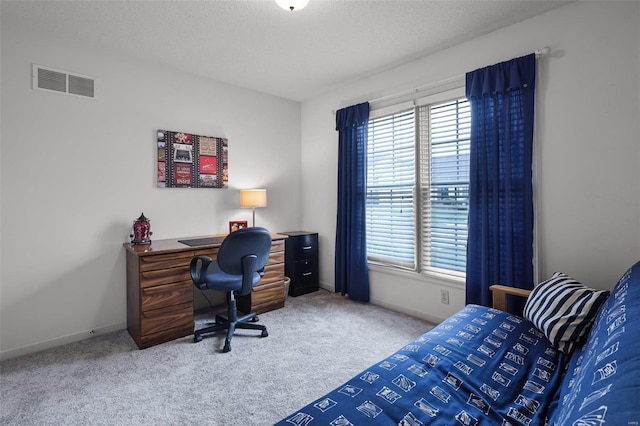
[{"xmin": 280, "ymin": 231, "xmax": 319, "ymax": 297}]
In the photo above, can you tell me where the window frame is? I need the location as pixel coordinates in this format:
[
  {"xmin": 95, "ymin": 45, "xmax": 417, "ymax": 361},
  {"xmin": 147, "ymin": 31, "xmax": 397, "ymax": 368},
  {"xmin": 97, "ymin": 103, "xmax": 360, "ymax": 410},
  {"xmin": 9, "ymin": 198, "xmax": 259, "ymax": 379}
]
[{"xmin": 366, "ymin": 87, "xmax": 468, "ymax": 282}]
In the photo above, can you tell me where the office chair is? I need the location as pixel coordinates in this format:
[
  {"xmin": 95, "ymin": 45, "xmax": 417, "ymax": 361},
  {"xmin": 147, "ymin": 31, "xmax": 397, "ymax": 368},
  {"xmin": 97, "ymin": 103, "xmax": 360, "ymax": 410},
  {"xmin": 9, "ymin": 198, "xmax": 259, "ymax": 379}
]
[{"xmin": 189, "ymin": 227, "xmax": 272, "ymax": 352}]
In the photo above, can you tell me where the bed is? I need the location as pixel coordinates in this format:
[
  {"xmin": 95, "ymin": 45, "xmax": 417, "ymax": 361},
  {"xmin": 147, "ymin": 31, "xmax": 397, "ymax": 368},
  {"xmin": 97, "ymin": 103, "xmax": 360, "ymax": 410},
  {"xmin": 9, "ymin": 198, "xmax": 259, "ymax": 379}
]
[{"xmin": 275, "ymin": 260, "xmax": 640, "ymax": 425}]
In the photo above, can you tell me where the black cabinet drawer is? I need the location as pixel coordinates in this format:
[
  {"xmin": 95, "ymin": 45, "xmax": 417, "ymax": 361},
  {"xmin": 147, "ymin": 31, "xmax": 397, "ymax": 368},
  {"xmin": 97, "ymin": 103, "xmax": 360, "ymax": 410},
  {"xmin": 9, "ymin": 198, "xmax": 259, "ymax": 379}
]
[
  {"xmin": 286, "ymin": 233, "xmax": 317, "ymax": 262},
  {"xmin": 293, "ymin": 259, "xmax": 317, "ymax": 279}
]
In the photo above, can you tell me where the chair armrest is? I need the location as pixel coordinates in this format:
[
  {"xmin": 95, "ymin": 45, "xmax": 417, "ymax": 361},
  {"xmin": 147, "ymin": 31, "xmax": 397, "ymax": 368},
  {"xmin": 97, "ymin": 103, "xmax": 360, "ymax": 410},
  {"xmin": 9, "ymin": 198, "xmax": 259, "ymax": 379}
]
[
  {"xmin": 189, "ymin": 256, "xmax": 214, "ymax": 290},
  {"xmin": 240, "ymin": 254, "xmax": 259, "ymax": 296},
  {"xmin": 489, "ymin": 285, "xmax": 532, "ymax": 312}
]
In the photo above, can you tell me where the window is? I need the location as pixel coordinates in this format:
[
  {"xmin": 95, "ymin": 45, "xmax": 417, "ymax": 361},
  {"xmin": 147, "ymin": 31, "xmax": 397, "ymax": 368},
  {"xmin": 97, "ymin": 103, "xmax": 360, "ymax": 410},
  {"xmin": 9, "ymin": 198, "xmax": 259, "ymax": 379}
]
[{"xmin": 366, "ymin": 93, "xmax": 470, "ymax": 277}]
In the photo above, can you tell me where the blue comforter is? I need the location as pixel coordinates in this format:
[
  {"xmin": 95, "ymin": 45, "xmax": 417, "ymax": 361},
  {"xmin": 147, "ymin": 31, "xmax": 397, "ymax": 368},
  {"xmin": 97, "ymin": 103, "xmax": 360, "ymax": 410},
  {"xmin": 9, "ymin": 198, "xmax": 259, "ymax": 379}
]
[{"xmin": 276, "ymin": 305, "xmax": 566, "ymax": 425}]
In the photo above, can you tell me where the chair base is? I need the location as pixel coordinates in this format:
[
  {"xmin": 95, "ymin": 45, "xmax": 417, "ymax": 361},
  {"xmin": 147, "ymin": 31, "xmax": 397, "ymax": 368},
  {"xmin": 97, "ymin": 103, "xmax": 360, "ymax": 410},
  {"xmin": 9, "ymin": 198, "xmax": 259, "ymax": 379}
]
[{"xmin": 194, "ymin": 310, "xmax": 268, "ymax": 352}]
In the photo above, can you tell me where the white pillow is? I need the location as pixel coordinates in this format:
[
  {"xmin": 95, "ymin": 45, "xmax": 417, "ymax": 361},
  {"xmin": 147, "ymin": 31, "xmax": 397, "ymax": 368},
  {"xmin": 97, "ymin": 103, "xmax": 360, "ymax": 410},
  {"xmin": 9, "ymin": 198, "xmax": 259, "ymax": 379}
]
[{"xmin": 523, "ymin": 272, "xmax": 609, "ymax": 354}]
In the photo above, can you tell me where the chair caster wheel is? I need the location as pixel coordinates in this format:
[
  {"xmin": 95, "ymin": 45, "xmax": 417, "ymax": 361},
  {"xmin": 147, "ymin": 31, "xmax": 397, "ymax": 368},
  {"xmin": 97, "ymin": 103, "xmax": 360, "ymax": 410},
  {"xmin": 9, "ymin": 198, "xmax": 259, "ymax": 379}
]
[
  {"xmin": 223, "ymin": 343, "xmax": 231, "ymax": 353},
  {"xmin": 251, "ymin": 316, "xmax": 259, "ymax": 323},
  {"xmin": 194, "ymin": 334, "xmax": 203, "ymax": 343},
  {"xmin": 261, "ymin": 329, "xmax": 268, "ymax": 338}
]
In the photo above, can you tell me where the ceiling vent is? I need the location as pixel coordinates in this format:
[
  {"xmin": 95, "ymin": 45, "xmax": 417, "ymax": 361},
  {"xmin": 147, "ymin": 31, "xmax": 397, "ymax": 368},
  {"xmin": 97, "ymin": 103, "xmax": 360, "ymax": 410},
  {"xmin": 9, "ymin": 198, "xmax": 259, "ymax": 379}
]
[{"xmin": 32, "ymin": 64, "xmax": 95, "ymax": 99}]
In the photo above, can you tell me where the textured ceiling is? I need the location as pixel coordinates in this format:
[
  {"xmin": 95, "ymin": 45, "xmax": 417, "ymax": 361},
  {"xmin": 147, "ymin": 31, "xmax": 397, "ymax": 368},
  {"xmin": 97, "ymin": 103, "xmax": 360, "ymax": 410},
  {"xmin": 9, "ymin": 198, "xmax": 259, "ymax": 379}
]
[{"xmin": 1, "ymin": 0, "xmax": 570, "ymax": 101}]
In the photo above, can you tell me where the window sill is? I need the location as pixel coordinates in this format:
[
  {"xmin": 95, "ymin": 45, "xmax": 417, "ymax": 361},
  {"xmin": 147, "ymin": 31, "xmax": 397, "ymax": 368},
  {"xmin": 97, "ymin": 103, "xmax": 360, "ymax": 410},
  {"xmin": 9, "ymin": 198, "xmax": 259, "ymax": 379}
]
[{"xmin": 368, "ymin": 262, "xmax": 465, "ymax": 290}]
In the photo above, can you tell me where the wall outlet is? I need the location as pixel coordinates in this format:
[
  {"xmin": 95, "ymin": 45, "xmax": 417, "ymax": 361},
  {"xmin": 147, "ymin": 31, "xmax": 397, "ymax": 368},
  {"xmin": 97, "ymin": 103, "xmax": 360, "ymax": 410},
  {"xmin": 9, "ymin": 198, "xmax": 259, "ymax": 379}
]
[{"xmin": 440, "ymin": 289, "xmax": 450, "ymax": 305}]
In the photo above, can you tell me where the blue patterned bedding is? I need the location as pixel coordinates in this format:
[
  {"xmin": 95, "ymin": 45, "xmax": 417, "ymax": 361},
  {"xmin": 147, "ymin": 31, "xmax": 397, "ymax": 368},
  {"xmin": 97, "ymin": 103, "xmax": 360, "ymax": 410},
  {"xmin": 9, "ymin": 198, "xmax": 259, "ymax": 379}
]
[
  {"xmin": 547, "ymin": 261, "xmax": 640, "ymax": 426},
  {"xmin": 276, "ymin": 305, "xmax": 567, "ymax": 426}
]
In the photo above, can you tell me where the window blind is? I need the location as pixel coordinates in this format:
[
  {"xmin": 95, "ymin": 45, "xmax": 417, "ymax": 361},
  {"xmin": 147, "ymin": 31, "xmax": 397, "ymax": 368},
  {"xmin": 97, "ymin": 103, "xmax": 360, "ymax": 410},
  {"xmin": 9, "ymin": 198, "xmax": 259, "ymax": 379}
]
[
  {"xmin": 419, "ymin": 99, "xmax": 470, "ymax": 275},
  {"xmin": 366, "ymin": 109, "xmax": 416, "ymax": 268}
]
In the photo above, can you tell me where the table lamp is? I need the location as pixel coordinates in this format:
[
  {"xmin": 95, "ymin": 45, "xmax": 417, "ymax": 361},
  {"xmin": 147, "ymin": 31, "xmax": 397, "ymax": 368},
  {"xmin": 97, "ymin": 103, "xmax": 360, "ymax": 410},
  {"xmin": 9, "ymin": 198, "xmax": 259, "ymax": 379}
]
[{"xmin": 240, "ymin": 189, "xmax": 267, "ymax": 227}]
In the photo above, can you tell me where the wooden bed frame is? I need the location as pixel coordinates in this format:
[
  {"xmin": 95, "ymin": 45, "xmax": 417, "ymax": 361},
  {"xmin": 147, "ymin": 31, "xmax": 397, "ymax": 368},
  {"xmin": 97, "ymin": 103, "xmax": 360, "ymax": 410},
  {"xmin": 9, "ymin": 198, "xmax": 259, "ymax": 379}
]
[{"xmin": 489, "ymin": 284, "xmax": 532, "ymax": 311}]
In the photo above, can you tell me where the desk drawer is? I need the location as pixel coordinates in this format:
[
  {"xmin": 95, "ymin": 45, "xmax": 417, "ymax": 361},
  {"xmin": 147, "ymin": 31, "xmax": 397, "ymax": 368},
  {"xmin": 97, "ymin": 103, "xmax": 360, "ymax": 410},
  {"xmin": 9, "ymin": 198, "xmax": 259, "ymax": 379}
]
[
  {"xmin": 141, "ymin": 280, "xmax": 193, "ymax": 312},
  {"xmin": 140, "ymin": 302, "xmax": 193, "ymax": 336},
  {"xmin": 270, "ymin": 240, "xmax": 285, "ymax": 253},
  {"xmin": 140, "ymin": 268, "xmax": 191, "ymax": 288},
  {"xmin": 251, "ymin": 281, "xmax": 285, "ymax": 306},
  {"xmin": 140, "ymin": 251, "xmax": 194, "ymax": 272},
  {"xmin": 267, "ymin": 251, "xmax": 284, "ymax": 266},
  {"xmin": 260, "ymin": 263, "xmax": 285, "ymax": 285},
  {"xmin": 139, "ymin": 323, "xmax": 193, "ymax": 349}
]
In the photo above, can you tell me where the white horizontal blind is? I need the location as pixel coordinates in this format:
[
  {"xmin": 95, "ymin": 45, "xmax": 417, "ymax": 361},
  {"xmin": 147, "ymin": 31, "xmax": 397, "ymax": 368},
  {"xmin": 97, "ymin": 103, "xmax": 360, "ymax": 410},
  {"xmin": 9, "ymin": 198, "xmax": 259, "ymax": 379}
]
[
  {"xmin": 366, "ymin": 109, "xmax": 416, "ymax": 268},
  {"xmin": 419, "ymin": 99, "xmax": 470, "ymax": 275}
]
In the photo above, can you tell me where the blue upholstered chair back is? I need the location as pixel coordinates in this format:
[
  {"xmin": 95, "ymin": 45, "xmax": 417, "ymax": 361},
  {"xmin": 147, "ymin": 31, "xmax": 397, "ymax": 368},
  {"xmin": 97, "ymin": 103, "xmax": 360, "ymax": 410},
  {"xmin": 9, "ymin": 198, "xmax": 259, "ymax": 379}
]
[{"xmin": 218, "ymin": 226, "xmax": 272, "ymax": 274}]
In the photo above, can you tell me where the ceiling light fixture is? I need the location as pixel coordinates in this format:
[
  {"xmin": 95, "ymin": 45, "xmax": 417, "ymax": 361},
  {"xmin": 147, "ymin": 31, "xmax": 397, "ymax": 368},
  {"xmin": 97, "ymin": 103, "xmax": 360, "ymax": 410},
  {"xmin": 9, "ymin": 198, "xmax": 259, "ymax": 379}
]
[{"xmin": 275, "ymin": 0, "xmax": 309, "ymax": 12}]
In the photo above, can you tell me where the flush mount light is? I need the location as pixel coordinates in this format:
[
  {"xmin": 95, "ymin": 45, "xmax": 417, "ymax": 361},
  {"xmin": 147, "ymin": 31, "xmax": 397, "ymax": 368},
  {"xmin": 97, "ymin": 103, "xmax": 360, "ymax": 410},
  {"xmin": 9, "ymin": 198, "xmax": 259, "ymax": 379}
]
[{"xmin": 275, "ymin": 0, "xmax": 309, "ymax": 12}]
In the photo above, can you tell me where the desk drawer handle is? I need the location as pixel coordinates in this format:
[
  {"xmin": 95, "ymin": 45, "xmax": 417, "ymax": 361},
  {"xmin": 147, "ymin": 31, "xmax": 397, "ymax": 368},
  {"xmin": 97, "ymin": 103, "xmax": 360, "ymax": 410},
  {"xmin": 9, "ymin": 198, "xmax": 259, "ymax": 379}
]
[
  {"xmin": 302, "ymin": 246, "xmax": 312, "ymax": 250},
  {"xmin": 302, "ymin": 272, "xmax": 313, "ymax": 276}
]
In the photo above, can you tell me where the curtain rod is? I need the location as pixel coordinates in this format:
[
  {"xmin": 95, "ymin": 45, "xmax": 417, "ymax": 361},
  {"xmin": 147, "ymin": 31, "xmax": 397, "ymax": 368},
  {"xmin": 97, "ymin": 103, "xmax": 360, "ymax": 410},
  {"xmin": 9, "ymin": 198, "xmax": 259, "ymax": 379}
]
[{"xmin": 333, "ymin": 46, "xmax": 551, "ymax": 114}]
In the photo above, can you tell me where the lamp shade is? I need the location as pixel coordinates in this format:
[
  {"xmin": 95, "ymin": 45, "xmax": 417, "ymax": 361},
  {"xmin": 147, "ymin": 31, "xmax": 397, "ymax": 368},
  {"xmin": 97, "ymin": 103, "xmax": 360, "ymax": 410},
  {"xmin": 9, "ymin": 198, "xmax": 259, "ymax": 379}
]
[
  {"xmin": 275, "ymin": 0, "xmax": 309, "ymax": 11},
  {"xmin": 240, "ymin": 189, "xmax": 267, "ymax": 208}
]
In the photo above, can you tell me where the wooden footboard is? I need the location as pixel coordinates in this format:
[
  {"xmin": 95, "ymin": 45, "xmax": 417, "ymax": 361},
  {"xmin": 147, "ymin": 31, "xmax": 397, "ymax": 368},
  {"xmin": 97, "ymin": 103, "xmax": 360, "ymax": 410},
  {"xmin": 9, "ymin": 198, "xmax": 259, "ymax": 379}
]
[{"xmin": 489, "ymin": 285, "xmax": 532, "ymax": 312}]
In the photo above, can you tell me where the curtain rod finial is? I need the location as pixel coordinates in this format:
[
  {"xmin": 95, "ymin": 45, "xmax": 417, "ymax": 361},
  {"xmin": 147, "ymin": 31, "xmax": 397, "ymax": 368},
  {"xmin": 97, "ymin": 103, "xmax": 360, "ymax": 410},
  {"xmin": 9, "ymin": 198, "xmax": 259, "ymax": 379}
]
[{"xmin": 535, "ymin": 46, "xmax": 551, "ymax": 58}]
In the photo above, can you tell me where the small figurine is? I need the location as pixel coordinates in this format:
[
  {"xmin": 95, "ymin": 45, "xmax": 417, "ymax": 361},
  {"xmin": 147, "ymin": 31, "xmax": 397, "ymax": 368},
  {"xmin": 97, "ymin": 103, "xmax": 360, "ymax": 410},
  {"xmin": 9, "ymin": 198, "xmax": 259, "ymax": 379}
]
[{"xmin": 130, "ymin": 212, "xmax": 152, "ymax": 244}]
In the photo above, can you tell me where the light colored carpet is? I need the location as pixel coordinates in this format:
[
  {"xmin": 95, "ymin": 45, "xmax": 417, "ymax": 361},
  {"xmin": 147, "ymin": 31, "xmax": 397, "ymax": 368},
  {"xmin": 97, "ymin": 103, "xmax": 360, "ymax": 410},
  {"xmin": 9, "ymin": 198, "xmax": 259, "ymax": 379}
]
[{"xmin": 0, "ymin": 289, "xmax": 435, "ymax": 425}]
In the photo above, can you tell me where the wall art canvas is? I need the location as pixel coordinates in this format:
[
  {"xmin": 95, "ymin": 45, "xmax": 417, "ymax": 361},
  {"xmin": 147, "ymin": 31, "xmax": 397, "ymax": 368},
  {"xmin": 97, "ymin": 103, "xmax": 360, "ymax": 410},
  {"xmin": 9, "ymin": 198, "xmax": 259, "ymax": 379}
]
[{"xmin": 157, "ymin": 130, "xmax": 228, "ymax": 188}]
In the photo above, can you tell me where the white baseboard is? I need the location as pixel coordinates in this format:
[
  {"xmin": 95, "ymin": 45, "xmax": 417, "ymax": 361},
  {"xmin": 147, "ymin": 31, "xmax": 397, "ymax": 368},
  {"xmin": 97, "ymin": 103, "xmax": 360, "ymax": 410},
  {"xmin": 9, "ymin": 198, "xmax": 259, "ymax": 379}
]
[
  {"xmin": 0, "ymin": 322, "xmax": 126, "ymax": 361},
  {"xmin": 319, "ymin": 282, "xmax": 333, "ymax": 292},
  {"xmin": 369, "ymin": 297, "xmax": 446, "ymax": 325},
  {"xmin": 318, "ymin": 282, "xmax": 445, "ymax": 325}
]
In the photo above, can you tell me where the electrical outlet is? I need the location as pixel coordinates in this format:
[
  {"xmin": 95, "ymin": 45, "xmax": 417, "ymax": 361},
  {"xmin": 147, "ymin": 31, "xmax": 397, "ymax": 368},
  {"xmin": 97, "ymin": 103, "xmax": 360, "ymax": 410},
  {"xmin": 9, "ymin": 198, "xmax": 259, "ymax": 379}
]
[{"xmin": 440, "ymin": 289, "xmax": 450, "ymax": 304}]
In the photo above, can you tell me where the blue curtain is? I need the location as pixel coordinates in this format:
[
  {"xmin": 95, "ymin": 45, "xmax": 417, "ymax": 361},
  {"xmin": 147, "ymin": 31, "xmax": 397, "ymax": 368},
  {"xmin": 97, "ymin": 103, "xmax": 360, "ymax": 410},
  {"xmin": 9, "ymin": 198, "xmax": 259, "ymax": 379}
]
[
  {"xmin": 335, "ymin": 102, "xmax": 370, "ymax": 302},
  {"xmin": 465, "ymin": 54, "xmax": 536, "ymax": 314}
]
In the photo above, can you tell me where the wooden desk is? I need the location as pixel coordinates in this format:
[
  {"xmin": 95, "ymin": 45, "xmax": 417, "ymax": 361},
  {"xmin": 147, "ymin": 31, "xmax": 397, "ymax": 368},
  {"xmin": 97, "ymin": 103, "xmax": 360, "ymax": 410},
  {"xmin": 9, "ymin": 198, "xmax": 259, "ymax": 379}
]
[{"xmin": 124, "ymin": 233, "xmax": 288, "ymax": 349}]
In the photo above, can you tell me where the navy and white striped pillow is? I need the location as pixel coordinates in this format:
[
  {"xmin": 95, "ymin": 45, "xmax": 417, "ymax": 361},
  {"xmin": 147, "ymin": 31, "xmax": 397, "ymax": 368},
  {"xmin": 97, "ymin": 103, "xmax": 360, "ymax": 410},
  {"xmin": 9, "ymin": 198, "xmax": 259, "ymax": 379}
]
[{"xmin": 523, "ymin": 272, "xmax": 609, "ymax": 354}]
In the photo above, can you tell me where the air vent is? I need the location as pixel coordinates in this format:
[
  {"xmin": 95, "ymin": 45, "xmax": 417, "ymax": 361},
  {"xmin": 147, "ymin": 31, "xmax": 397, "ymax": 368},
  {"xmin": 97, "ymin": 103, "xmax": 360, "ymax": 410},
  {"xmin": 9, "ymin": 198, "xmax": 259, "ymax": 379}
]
[
  {"xmin": 37, "ymin": 68, "xmax": 66, "ymax": 93},
  {"xmin": 32, "ymin": 64, "xmax": 96, "ymax": 99}
]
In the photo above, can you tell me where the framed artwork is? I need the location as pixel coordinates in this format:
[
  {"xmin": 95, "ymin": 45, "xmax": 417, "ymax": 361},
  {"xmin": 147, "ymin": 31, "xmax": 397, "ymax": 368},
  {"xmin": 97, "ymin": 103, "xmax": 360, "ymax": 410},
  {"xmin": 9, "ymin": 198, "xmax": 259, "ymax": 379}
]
[
  {"xmin": 157, "ymin": 130, "xmax": 228, "ymax": 188},
  {"xmin": 229, "ymin": 221, "xmax": 248, "ymax": 233}
]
